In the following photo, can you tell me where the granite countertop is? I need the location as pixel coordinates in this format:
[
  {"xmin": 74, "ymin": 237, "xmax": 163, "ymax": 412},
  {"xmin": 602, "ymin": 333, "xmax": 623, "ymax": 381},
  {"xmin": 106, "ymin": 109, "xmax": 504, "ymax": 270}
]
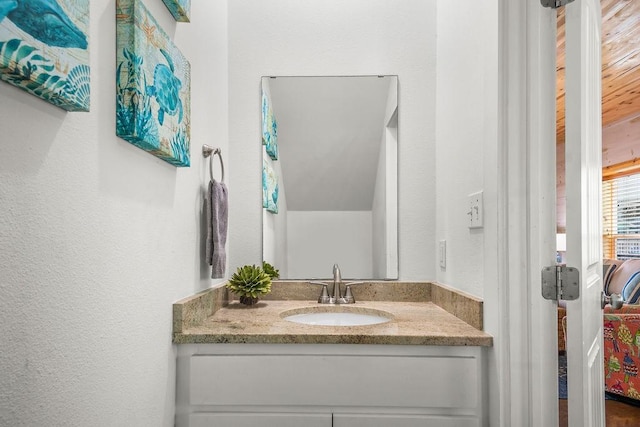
[{"xmin": 173, "ymin": 282, "xmax": 493, "ymax": 347}]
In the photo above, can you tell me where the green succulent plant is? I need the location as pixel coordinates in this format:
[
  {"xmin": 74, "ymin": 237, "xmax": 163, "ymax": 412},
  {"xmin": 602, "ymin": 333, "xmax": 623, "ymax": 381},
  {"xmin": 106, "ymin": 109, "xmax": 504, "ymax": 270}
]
[
  {"xmin": 226, "ymin": 264, "xmax": 272, "ymax": 305},
  {"xmin": 262, "ymin": 261, "xmax": 280, "ymax": 280}
]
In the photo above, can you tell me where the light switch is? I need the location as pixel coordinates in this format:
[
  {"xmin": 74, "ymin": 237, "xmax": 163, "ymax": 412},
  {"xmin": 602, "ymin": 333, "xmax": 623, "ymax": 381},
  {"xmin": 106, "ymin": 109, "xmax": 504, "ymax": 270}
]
[
  {"xmin": 439, "ymin": 240, "xmax": 446, "ymax": 269},
  {"xmin": 468, "ymin": 191, "xmax": 483, "ymax": 229}
]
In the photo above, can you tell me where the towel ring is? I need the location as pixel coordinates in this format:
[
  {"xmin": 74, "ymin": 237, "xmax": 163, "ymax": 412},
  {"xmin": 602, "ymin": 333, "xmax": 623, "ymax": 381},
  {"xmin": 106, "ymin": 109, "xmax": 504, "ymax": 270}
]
[{"xmin": 202, "ymin": 145, "xmax": 224, "ymax": 183}]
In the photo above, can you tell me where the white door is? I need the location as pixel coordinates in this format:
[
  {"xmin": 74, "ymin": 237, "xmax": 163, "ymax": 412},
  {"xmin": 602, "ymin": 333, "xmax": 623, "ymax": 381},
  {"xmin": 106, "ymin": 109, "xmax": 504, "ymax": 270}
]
[{"xmin": 564, "ymin": 0, "xmax": 604, "ymax": 425}]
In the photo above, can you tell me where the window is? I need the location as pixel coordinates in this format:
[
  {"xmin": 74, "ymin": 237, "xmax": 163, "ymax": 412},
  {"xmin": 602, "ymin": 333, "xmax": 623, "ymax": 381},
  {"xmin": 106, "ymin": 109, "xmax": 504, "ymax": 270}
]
[{"xmin": 603, "ymin": 173, "xmax": 640, "ymax": 259}]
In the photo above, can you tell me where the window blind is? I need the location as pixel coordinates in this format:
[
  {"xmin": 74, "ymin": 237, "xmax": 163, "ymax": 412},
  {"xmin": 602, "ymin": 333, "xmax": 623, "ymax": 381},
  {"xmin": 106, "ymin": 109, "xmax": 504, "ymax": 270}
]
[{"xmin": 603, "ymin": 173, "xmax": 640, "ymax": 259}]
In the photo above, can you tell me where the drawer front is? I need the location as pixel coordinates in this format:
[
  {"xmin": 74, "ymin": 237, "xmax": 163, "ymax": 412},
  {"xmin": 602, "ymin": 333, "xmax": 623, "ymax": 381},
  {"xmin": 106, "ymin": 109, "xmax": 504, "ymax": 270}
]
[
  {"xmin": 333, "ymin": 414, "xmax": 479, "ymax": 427},
  {"xmin": 190, "ymin": 413, "xmax": 331, "ymax": 427},
  {"xmin": 190, "ymin": 354, "xmax": 479, "ymax": 409}
]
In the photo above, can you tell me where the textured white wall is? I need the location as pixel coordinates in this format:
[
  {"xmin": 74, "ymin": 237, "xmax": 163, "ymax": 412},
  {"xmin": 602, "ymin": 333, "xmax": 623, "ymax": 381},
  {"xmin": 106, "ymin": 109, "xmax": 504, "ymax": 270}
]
[
  {"xmin": 287, "ymin": 211, "xmax": 373, "ymax": 279},
  {"xmin": 435, "ymin": 0, "xmax": 498, "ymax": 298},
  {"xmin": 0, "ymin": 1, "xmax": 228, "ymax": 425},
  {"xmin": 228, "ymin": 0, "xmax": 437, "ymax": 280}
]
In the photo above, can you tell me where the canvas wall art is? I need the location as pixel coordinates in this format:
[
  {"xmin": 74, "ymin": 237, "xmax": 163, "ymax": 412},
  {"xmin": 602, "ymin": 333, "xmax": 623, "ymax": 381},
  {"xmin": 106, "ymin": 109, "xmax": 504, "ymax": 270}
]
[
  {"xmin": 263, "ymin": 158, "xmax": 279, "ymax": 214},
  {"xmin": 161, "ymin": 0, "xmax": 190, "ymax": 22},
  {"xmin": 262, "ymin": 89, "xmax": 278, "ymax": 160},
  {"xmin": 0, "ymin": 0, "xmax": 90, "ymax": 111},
  {"xmin": 116, "ymin": 0, "xmax": 191, "ymax": 167}
]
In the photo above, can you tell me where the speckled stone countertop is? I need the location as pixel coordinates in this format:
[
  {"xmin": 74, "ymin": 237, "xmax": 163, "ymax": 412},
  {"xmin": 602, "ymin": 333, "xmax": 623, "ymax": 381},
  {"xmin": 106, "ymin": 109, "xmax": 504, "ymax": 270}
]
[{"xmin": 173, "ymin": 281, "xmax": 493, "ymax": 347}]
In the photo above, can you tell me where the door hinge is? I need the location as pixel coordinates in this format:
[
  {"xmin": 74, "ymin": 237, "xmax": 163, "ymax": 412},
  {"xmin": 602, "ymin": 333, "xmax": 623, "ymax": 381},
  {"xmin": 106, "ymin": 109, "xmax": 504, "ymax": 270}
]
[
  {"xmin": 540, "ymin": 0, "xmax": 575, "ymax": 9},
  {"xmin": 541, "ymin": 265, "xmax": 580, "ymax": 301}
]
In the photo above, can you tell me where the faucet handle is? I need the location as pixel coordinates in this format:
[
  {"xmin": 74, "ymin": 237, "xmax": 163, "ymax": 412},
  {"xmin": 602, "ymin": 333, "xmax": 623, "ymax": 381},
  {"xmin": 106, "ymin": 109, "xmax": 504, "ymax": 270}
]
[
  {"xmin": 308, "ymin": 281, "xmax": 331, "ymax": 304},
  {"xmin": 344, "ymin": 281, "xmax": 366, "ymax": 286},
  {"xmin": 343, "ymin": 281, "xmax": 366, "ymax": 304}
]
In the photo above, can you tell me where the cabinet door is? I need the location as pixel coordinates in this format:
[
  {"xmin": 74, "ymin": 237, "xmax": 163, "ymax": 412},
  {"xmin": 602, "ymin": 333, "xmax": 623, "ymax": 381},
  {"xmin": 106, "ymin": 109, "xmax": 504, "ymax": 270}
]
[
  {"xmin": 189, "ymin": 412, "xmax": 331, "ymax": 427},
  {"xmin": 190, "ymin": 354, "xmax": 478, "ymax": 408},
  {"xmin": 333, "ymin": 414, "xmax": 479, "ymax": 427}
]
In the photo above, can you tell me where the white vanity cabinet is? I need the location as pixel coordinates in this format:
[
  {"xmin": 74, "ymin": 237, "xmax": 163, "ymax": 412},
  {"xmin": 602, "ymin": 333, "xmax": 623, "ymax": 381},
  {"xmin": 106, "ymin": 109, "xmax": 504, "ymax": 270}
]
[{"xmin": 175, "ymin": 344, "xmax": 487, "ymax": 427}]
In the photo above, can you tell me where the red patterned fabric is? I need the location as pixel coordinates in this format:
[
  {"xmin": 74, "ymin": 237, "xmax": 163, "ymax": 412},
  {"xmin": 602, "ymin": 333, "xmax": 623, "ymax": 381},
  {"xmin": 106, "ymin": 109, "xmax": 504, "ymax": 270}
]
[
  {"xmin": 603, "ymin": 308, "xmax": 640, "ymax": 401},
  {"xmin": 563, "ymin": 259, "xmax": 640, "ymax": 401}
]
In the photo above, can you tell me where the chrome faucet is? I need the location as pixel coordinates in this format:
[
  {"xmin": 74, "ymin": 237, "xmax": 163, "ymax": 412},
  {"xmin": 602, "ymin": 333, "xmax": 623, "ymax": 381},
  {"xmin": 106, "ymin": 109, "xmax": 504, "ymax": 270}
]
[
  {"xmin": 308, "ymin": 264, "xmax": 366, "ymax": 304},
  {"xmin": 332, "ymin": 263, "xmax": 343, "ymax": 303}
]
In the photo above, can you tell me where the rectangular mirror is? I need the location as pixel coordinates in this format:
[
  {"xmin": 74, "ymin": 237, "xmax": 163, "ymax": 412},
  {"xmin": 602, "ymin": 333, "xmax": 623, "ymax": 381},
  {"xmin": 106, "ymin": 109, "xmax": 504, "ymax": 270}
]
[{"xmin": 262, "ymin": 76, "xmax": 398, "ymax": 280}]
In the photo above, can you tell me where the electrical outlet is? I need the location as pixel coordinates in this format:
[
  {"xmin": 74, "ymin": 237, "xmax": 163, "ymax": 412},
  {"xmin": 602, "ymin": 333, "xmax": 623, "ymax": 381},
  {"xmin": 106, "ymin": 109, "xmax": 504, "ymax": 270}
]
[
  {"xmin": 439, "ymin": 240, "xmax": 446, "ymax": 269},
  {"xmin": 468, "ymin": 191, "xmax": 483, "ymax": 229}
]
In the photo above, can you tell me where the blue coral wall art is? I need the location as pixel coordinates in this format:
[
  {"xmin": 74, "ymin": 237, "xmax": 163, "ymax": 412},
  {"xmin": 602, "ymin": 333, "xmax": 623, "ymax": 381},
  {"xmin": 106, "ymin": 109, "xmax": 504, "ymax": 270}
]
[
  {"xmin": 261, "ymin": 89, "xmax": 278, "ymax": 160},
  {"xmin": 161, "ymin": 0, "xmax": 190, "ymax": 23},
  {"xmin": 116, "ymin": 0, "xmax": 191, "ymax": 167},
  {"xmin": 0, "ymin": 0, "xmax": 90, "ymax": 111},
  {"xmin": 262, "ymin": 157, "xmax": 279, "ymax": 214}
]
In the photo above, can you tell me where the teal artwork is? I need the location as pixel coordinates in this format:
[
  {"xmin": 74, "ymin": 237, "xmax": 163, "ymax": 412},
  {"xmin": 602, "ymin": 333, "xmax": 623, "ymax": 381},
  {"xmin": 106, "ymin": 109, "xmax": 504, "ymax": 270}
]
[
  {"xmin": 0, "ymin": 0, "xmax": 90, "ymax": 111},
  {"xmin": 161, "ymin": 0, "xmax": 190, "ymax": 23},
  {"xmin": 116, "ymin": 0, "xmax": 191, "ymax": 167},
  {"xmin": 263, "ymin": 158, "xmax": 279, "ymax": 214},
  {"xmin": 262, "ymin": 89, "xmax": 278, "ymax": 160}
]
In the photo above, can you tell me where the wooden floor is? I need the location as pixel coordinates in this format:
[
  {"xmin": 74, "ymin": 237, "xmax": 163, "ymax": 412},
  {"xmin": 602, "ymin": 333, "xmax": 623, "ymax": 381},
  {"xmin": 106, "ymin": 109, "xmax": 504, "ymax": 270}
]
[{"xmin": 559, "ymin": 398, "xmax": 640, "ymax": 426}]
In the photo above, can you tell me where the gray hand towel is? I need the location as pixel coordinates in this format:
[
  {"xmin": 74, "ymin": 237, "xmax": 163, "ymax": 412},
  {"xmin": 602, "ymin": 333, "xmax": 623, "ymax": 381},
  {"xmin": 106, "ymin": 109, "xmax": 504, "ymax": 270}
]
[{"xmin": 205, "ymin": 180, "xmax": 228, "ymax": 278}]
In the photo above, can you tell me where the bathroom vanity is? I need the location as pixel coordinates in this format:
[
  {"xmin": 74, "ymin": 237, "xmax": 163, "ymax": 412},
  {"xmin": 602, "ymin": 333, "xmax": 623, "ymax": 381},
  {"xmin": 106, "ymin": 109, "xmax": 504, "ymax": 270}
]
[{"xmin": 173, "ymin": 282, "xmax": 492, "ymax": 427}]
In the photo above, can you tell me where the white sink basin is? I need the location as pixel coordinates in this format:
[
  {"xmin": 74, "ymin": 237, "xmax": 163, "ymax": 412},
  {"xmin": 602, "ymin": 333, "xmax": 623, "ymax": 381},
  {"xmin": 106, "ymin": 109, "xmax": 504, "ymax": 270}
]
[{"xmin": 282, "ymin": 308, "xmax": 392, "ymax": 326}]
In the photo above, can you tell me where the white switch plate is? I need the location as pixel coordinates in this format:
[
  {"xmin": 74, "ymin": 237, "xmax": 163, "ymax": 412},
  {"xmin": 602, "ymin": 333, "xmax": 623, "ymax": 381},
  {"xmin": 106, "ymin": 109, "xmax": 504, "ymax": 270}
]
[
  {"xmin": 439, "ymin": 240, "xmax": 446, "ymax": 269},
  {"xmin": 468, "ymin": 191, "xmax": 483, "ymax": 229}
]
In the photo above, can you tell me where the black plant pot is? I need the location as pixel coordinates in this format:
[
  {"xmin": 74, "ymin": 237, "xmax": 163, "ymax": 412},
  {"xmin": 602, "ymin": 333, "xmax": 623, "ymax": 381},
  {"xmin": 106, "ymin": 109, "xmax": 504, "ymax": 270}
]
[{"xmin": 239, "ymin": 295, "xmax": 260, "ymax": 306}]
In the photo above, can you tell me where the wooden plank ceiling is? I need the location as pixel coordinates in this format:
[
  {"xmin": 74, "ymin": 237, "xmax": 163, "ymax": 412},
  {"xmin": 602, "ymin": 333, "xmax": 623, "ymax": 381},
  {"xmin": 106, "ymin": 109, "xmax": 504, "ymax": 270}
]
[{"xmin": 556, "ymin": 0, "xmax": 640, "ymax": 143}]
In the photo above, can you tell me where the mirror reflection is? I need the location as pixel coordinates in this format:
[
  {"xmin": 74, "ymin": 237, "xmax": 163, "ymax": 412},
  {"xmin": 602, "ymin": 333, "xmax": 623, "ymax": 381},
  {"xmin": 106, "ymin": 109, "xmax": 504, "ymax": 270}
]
[{"xmin": 261, "ymin": 76, "xmax": 398, "ymax": 280}]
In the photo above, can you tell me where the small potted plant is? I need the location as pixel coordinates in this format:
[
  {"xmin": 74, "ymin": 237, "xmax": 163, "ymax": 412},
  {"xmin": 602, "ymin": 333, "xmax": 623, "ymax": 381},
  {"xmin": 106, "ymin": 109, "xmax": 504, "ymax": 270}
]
[
  {"xmin": 262, "ymin": 261, "xmax": 280, "ymax": 280},
  {"xmin": 226, "ymin": 264, "xmax": 272, "ymax": 306}
]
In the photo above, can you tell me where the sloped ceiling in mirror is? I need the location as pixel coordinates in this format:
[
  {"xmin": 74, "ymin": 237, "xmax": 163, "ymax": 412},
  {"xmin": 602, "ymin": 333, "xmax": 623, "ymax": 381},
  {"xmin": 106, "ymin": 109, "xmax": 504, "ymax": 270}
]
[{"xmin": 268, "ymin": 77, "xmax": 389, "ymax": 211}]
